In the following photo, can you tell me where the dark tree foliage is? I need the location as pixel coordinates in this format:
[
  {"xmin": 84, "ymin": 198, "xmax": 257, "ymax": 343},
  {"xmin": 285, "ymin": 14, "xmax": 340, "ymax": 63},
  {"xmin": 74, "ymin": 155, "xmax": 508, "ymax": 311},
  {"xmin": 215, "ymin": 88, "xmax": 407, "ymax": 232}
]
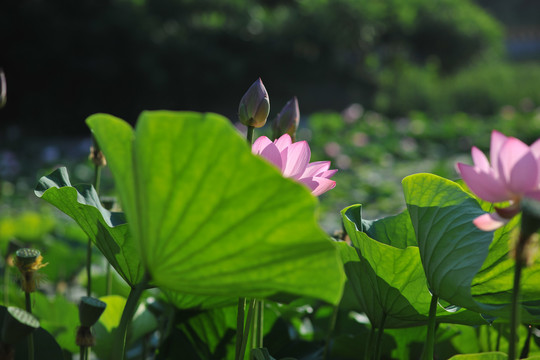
[{"xmin": 0, "ymin": 0, "xmax": 502, "ymax": 135}]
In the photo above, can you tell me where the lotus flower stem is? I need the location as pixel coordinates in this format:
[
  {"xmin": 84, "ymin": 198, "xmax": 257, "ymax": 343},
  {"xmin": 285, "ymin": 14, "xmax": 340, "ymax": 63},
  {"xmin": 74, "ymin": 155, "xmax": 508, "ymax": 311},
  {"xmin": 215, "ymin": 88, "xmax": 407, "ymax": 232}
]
[
  {"xmin": 520, "ymin": 325, "xmax": 533, "ymax": 358},
  {"xmin": 86, "ymin": 135, "xmax": 105, "ymax": 297},
  {"xmin": 239, "ymin": 299, "xmax": 256, "ymax": 360},
  {"xmin": 322, "ymin": 305, "xmax": 338, "ymax": 360},
  {"xmin": 509, "ymin": 231, "xmax": 527, "ymax": 360},
  {"xmin": 111, "ymin": 272, "xmax": 150, "ymax": 360},
  {"xmin": 246, "ymin": 126, "xmax": 255, "ymax": 146},
  {"xmin": 235, "ymin": 298, "xmax": 246, "ymax": 360},
  {"xmin": 252, "ymin": 299, "xmax": 264, "ymax": 349},
  {"xmin": 421, "ymin": 294, "xmax": 438, "ymax": 360},
  {"xmin": 364, "ymin": 325, "xmax": 375, "ymax": 360},
  {"xmin": 373, "ymin": 313, "xmax": 387, "ymax": 360},
  {"xmin": 25, "ymin": 292, "xmax": 34, "ymax": 360},
  {"xmin": 85, "ymin": 240, "xmax": 92, "ymax": 297},
  {"xmin": 495, "ymin": 323, "xmax": 502, "ymax": 351},
  {"xmin": 3, "ymin": 257, "xmax": 9, "ymax": 305}
]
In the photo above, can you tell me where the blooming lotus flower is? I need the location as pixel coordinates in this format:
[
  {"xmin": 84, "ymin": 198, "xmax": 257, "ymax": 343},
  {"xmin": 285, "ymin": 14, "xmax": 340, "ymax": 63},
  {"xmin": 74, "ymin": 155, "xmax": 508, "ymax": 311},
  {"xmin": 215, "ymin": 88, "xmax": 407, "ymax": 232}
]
[
  {"xmin": 252, "ymin": 134, "xmax": 337, "ymax": 196},
  {"xmin": 456, "ymin": 130, "xmax": 540, "ymax": 231}
]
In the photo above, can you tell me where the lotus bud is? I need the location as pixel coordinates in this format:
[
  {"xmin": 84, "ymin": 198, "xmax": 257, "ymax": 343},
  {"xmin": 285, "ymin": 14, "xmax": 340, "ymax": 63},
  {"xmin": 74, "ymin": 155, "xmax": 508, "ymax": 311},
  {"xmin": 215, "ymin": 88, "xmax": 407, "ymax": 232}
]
[
  {"xmin": 0, "ymin": 68, "xmax": 6, "ymax": 109},
  {"xmin": 272, "ymin": 97, "xmax": 300, "ymax": 141},
  {"xmin": 238, "ymin": 78, "xmax": 270, "ymax": 128}
]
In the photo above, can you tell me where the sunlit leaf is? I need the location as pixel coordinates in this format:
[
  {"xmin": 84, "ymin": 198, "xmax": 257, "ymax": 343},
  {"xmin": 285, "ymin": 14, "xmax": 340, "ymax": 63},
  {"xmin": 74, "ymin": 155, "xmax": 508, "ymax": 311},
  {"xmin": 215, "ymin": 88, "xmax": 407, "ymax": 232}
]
[
  {"xmin": 86, "ymin": 111, "xmax": 345, "ymax": 303},
  {"xmin": 447, "ymin": 352, "xmax": 507, "ymax": 359}
]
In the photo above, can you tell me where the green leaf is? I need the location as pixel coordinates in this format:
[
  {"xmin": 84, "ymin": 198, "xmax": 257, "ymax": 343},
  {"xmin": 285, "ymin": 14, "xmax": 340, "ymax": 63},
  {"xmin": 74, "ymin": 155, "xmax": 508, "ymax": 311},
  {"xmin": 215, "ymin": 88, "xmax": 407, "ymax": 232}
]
[
  {"xmin": 32, "ymin": 293, "xmax": 79, "ymax": 353},
  {"xmin": 403, "ymin": 173, "xmax": 540, "ymax": 321},
  {"xmin": 447, "ymin": 352, "xmax": 507, "ymax": 360},
  {"xmin": 93, "ymin": 295, "xmax": 125, "ymax": 360},
  {"xmin": 0, "ymin": 306, "xmax": 64, "ymax": 360},
  {"xmin": 176, "ymin": 305, "xmax": 237, "ymax": 359},
  {"xmin": 340, "ymin": 204, "xmax": 484, "ymax": 328},
  {"xmin": 87, "ymin": 111, "xmax": 345, "ymax": 304},
  {"xmin": 35, "ymin": 167, "xmax": 144, "ymax": 286},
  {"xmin": 14, "ymin": 328, "xmax": 64, "ymax": 360},
  {"xmin": 163, "ymin": 290, "xmax": 238, "ymax": 310}
]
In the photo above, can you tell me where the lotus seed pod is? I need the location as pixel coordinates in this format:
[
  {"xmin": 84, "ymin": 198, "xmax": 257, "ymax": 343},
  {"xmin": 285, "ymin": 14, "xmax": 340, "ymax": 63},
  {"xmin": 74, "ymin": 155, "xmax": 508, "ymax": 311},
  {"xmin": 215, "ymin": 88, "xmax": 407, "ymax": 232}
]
[
  {"xmin": 15, "ymin": 248, "xmax": 40, "ymax": 267},
  {"xmin": 14, "ymin": 248, "xmax": 46, "ymax": 293},
  {"xmin": 1, "ymin": 307, "xmax": 39, "ymax": 345},
  {"xmin": 79, "ymin": 296, "xmax": 107, "ymax": 327}
]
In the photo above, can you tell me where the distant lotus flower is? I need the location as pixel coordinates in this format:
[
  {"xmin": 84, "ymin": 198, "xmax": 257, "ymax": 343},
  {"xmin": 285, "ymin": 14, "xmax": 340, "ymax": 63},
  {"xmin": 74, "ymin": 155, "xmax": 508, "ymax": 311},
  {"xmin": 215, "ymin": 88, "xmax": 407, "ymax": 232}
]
[
  {"xmin": 252, "ymin": 134, "xmax": 337, "ymax": 196},
  {"xmin": 456, "ymin": 130, "xmax": 540, "ymax": 231}
]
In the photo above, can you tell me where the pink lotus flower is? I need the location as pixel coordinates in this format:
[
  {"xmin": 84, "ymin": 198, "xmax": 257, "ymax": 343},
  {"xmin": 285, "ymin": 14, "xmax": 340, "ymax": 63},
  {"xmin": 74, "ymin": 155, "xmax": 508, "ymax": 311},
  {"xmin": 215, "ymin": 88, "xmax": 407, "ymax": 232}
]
[
  {"xmin": 456, "ymin": 130, "xmax": 540, "ymax": 231},
  {"xmin": 252, "ymin": 134, "xmax": 337, "ymax": 196}
]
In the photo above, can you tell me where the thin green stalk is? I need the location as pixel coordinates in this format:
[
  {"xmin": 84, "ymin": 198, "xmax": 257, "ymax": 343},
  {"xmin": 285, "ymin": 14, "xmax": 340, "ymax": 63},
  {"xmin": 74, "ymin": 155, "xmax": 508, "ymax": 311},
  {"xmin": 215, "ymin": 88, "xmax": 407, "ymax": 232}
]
[
  {"xmin": 520, "ymin": 325, "xmax": 533, "ymax": 359},
  {"xmin": 3, "ymin": 262, "xmax": 9, "ymax": 305},
  {"xmin": 486, "ymin": 324, "xmax": 492, "ymax": 351},
  {"xmin": 239, "ymin": 299, "xmax": 256, "ymax": 360},
  {"xmin": 246, "ymin": 126, "xmax": 255, "ymax": 146},
  {"xmin": 105, "ymin": 264, "xmax": 113, "ymax": 295},
  {"xmin": 421, "ymin": 294, "xmax": 439, "ymax": 360},
  {"xmin": 364, "ymin": 325, "xmax": 376, "ymax": 360},
  {"xmin": 373, "ymin": 313, "xmax": 387, "ymax": 360},
  {"xmin": 509, "ymin": 233, "xmax": 526, "ymax": 360},
  {"xmin": 496, "ymin": 323, "xmax": 502, "ymax": 351},
  {"xmin": 86, "ymin": 239, "xmax": 92, "ymax": 297},
  {"xmin": 111, "ymin": 272, "xmax": 150, "ymax": 360},
  {"xmin": 323, "ymin": 305, "xmax": 339, "ymax": 360},
  {"xmin": 25, "ymin": 292, "xmax": 34, "ymax": 360},
  {"xmin": 94, "ymin": 161, "xmax": 102, "ymax": 195},
  {"xmin": 250, "ymin": 300, "xmax": 258, "ymax": 351},
  {"xmin": 142, "ymin": 334, "xmax": 149, "ymax": 360},
  {"xmin": 235, "ymin": 298, "xmax": 246, "ymax": 360},
  {"xmin": 235, "ymin": 124, "xmax": 258, "ymax": 360},
  {"xmin": 254, "ymin": 299, "xmax": 264, "ymax": 349},
  {"xmin": 79, "ymin": 345, "xmax": 89, "ymax": 360}
]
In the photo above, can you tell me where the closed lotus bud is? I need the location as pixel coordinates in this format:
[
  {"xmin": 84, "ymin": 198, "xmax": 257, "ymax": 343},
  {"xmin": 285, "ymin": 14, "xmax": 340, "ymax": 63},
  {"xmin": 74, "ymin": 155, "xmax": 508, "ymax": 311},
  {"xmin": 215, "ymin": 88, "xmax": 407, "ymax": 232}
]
[
  {"xmin": 0, "ymin": 68, "xmax": 6, "ymax": 109},
  {"xmin": 238, "ymin": 78, "xmax": 270, "ymax": 128},
  {"xmin": 272, "ymin": 96, "xmax": 300, "ymax": 141}
]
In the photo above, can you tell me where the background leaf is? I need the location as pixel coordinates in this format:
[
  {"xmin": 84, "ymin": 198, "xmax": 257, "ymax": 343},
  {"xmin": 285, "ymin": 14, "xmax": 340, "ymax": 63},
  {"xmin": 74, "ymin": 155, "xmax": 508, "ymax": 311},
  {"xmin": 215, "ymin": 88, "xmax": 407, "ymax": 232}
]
[
  {"xmin": 340, "ymin": 204, "xmax": 484, "ymax": 328},
  {"xmin": 35, "ymin": 167, "xmax": 144, "ymax": 286},
  {"xmin": 403, "ymin": 173, "xmax": 540, "ymax": 321}
]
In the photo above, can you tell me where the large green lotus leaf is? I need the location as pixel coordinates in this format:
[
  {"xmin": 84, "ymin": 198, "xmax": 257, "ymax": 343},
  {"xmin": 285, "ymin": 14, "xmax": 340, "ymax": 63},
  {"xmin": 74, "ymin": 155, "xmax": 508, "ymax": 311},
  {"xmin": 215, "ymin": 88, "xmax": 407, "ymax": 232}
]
[
  {"xmin": 447, "ymin": 353, "xmax": 507, "ymax": 360},
  {"xmin": 86, "ymin": 111, "xmax": 345, "ymax": 304},
  {"xmin": 35, "ymin": 167, "xmax": 144, "ymax": 286},
  {"xmin": 163, "ymin": 290, "xmax": 238, "ymax": 310},
  {"xmin": 340, "ymin": 204, "xmax": 484, "ymax": 328},
  {"xmin": 403, "ymin": 173, "xmax": 540, "ymax": 321}
]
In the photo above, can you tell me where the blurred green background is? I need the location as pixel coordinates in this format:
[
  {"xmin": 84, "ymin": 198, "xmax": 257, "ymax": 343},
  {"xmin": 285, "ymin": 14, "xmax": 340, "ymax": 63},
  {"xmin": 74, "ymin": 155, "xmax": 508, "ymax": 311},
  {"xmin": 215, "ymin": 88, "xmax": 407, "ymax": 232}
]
[
  {"xmin": 1, "ymin": 0, "xmax": 540, "ymax": 135},
  {"xmin": 1, "ymin": 0, "xmax": 540, "ymax": 222},
  {"xmin": 2, "ymin": 2, "xmax": 540, "ymax": 358}
]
